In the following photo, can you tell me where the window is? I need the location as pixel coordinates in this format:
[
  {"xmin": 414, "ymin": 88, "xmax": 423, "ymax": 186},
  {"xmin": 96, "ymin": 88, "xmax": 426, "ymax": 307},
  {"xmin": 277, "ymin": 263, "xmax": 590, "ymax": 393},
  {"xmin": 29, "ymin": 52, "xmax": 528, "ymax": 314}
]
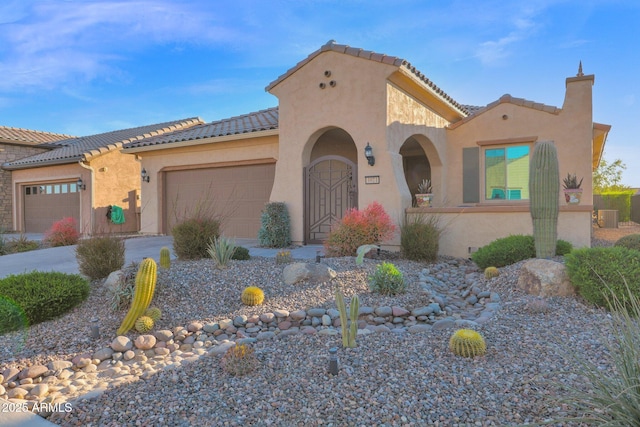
[{"xmin": 484, "ymin": 145, "xmax": 530, "ymax": 200}]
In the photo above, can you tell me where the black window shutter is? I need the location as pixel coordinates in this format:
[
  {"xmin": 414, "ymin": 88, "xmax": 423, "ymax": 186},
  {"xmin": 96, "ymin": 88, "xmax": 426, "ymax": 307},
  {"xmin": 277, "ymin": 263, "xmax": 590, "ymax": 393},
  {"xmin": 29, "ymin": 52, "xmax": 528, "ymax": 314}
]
[{"xmin": 463, "ymin": 147, "xmax": 480, "ymax": 203}]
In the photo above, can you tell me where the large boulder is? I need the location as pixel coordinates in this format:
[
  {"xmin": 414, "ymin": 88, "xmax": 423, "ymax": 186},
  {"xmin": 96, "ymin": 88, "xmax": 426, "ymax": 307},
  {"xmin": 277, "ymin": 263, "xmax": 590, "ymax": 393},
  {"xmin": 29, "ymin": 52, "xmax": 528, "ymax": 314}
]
[
  {"xmin": 282, "ymin": 262, "xmax": 337, "ymax": 285},
  {"xmin": 517, "ymin": 259, "xmax": 575, "ymax": 297}
]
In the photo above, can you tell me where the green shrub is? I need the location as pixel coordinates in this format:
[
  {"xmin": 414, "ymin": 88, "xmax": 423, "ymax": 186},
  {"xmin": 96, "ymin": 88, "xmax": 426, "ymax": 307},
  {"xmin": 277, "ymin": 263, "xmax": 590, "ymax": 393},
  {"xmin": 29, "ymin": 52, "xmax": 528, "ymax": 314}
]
[
  {"xmin": 615, "ymin": 234, "xmax": 640, "ymax": 252},
  {"xmin": 471, "ymin": 235, "xmax": 573, "ymax": 269},
  {"xmin": 369, "ymin": 262, "xmax": 405, "ymax": 295},
  {"xmin": 108, "ymin": 262, "xmax": 137, "ymax": 312},
  {"xmin": 0, "ymin": 272, "xmax": 90, "ymax": 333},
  {"xmin": 231, "ymin": 246, "xmax": 251, "ymax": 260},
  {"xmin": 207, "ymin": 236, "xmax": 237, "ymax": 268},
  {"xmin": 258, "ymin": 202, "xmax": 291, "ymax": 248},
  {"xmin": 43, "ymin": 217, "xmax": 80, "ymax": 247},
  {"xmin": 400, "ymin": 215, "xmax": 441, "ymax": 262},
  {"xmin": 172, "ymin": 217, "xmax": 221, "ymax": 260},
  {"xmin": 565, "ymin": 246, "xmax": 640, "ymax": 310},
  {"xmin": 75, "ymin": 235, "xmax": 125, "ymax": 280},
  {"xmin": 325, "ymin": 202, "xmax": 396, "ymax": 257}
]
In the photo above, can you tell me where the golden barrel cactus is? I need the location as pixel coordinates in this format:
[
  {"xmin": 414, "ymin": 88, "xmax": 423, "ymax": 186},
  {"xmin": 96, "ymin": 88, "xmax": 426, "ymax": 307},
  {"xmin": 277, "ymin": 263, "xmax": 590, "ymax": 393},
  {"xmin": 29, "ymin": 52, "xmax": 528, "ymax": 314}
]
[
  {"xmin": 449, "ymin": 329, "xmax": 486, "ymax": 358},
  {"xmin": 144, "ymin": 306, "xmax": 162, "ymax": 322},
  {"xmin": 241, "ymin": 286, "xmax": 265, "ymax": 306},
  {"xmin": 484, "ymin": 266, "xmax": 499, "ymax": 279},
  {"xmin": 135, "ymin": 315, "xmax": 155, "ymax": 333}
]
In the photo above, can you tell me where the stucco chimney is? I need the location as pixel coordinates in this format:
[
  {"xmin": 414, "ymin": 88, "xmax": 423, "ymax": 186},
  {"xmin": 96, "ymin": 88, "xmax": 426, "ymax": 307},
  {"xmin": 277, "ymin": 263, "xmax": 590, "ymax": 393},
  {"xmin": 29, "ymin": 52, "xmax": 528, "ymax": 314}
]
[{"xmin": 562, "ymin": 62, "xmax": 594, "ymax": 116}]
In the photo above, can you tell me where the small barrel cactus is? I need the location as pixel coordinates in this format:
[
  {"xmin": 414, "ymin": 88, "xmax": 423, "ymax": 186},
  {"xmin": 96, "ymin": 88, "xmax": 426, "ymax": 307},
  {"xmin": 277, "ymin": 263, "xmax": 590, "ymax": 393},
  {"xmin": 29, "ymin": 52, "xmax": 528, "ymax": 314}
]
[
  {"xmin": 159, "ymin": 247, "xmax": 171, "ymax": 269},
  {"xmin": 449, "ymin": 329, "xmax": 486, "ymax": 358},
  {"xmin": 484, "ymin": 266, "xmax": 499, "ymax": 279},
  {"xmin": 241, "ymin": 286, "xmax": 265, "ymax": 306},
  {"xmin": 221, "ymin": 343, "xmax": 259, "ymax": 376},
  {"xmin": 275, "ymin": 250, "xmax": 292, "ymax": 265},
  {"xmin": 135, "ymin": 315, "xmax": 155, "ymax": 333},
  {"xmin": 144, "ymin": 306, "xmax": 162, "ymax": 322}
]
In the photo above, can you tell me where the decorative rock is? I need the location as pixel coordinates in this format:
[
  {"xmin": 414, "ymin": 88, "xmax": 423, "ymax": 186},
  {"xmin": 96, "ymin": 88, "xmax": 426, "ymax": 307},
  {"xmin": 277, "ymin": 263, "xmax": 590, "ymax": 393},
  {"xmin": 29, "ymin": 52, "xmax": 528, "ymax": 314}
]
[
  {"xmin": 432, "ymin": 318, "xmax": 456, "ymax": 330},
  {"xmin": 257, "ymin": 331, "xmax": 276, "ymax": 340},
  {"xmin": 282, "ymin": 262, "xmax": 337, "ymax": 285},
  {"xmin": 392, "ymin": 306, "xmax": 410, "ymax": 317},
  {"xmin": 7, "ymin": 387, "xmax": 28, "ymax": 399},
  {"xmin": 218, "ymin": 319, "xmax": 233, "ymax": 329},
  {"xmin": 0, "ymin": 385, "xmax": 4, "ymax": 395},
  {"xmin": 411, "ymin": 306, "xmax": 433, "ymax": 317},
  {"xmin": 154, "ymin": 330, "xmax": 173, "ymax": 341},
  {"xmin": 455, "ymin": 319, "xmax": 479, "ymax": 328},
  {"xmin": 289, "ymin": 310, "xmax": 306, "ymax": 321},
  {"xmin": 375, "ymin": 306, "xmax": 393, "ymax": 317},
  {"xmin": 307, "ymin": 308, "xmax": 326, "ymax": 317},
  {"xmin": 317, "ymin": 328, "xmax": 339, "ymax": 336},
  {"xmin": 202, "ymin": 323, "xmax": 219, "ymax": 333},
  {"xmin": 111, "ymin": 336, "xmax": 133, "ymax": 352},
  {"xmin": 233, "ymin": 315, "xmax": 247, "ymax": 327},
  {"xmin": 30, "ymin": 384, "xmax": 49, "ymax": 398},
  {"xmin": 48, "ymin": 361, "xmax": 73, "ymax": 371},
  {"xmin": 273, "ymin": 309, "xmax": 290, "ymax": 318},
  {"xmin": 359, "ymin": 307, "xmax": 374, "ymax": 315},
  {"xmin": 208, "ymin": 341, "xmax": 235, "ymax": 356},
  {"xmin": 104, "ymin": 269, "xmax": 124, "ymax": 292},
  {"xmin": 92, "ymin": 347, "xmax": 114, "ymax": 362},
  {"xmin": 518, "ymin": 259, "xmax": 575, "ymax": 297},
  {"xmin": 134, "ymin": 335, "xmax": 157, "ymax": 350},
  {"xmin": 187, "ymin": 321, "xmax": 203, "ymax": 332},
  {"xmin": 428, "ymin": 302, "xmax": 442, "ymax": 315},
  {"xmin": 326, "ymin": 308, "xmax": 340, "ymax": 319},
  {"xmin": 19, "ymin": 365, "xmax": 48, "ymax": 380},
  {"xmin": 321, "ymin": 314, "xmax": 332, "ymax": 326},
  {"xmin": 259, "ymin": 313, "xmax": 275, "ymax": 323},
  {"xmin": 278, "ymin": 321, "xmax": 292, "ymax": 330},
  {"xmin": 74, "ymin": 357, "xmax": 92, "ymax": 369}
]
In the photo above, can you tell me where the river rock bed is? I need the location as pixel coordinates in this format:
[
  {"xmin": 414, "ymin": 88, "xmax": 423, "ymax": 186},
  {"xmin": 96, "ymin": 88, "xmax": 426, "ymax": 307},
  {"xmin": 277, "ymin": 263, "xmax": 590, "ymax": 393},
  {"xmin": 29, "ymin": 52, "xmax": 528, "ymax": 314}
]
[{"xmin": 0, "ymin": 252, "xmax": 617, "ymax": 426}]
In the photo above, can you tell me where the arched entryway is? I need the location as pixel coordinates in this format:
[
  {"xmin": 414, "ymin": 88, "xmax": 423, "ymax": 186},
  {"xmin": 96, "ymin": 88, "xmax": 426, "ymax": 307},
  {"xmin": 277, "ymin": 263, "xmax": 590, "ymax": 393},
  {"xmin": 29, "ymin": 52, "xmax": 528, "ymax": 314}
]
[
  {"xmin": 304, "ymin": 128, "xmax": 358, "ymax": 243},
  {"xmin": 400, "ymin": 136, "xmax": 431, "ymax": 206}
]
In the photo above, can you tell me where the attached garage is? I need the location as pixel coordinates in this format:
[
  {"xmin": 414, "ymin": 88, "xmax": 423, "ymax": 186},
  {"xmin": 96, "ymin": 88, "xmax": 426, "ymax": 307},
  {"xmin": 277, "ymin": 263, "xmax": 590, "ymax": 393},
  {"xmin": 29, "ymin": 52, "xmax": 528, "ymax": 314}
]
[
  {"xmin": 23, "ymin": 181, "xmax": 80, "ymax": 233},
  {"xmin": 164, "ymin": 163, "xmax": 275, "ymax": 238}
]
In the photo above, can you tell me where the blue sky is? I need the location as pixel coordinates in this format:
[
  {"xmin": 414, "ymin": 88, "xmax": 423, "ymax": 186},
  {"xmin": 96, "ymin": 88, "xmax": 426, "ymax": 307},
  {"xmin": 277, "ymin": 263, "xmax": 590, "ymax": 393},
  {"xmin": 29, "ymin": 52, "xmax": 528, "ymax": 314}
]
[{"xmin": 1, "ymin": 0, "xmax": 638, "ymax": 185}]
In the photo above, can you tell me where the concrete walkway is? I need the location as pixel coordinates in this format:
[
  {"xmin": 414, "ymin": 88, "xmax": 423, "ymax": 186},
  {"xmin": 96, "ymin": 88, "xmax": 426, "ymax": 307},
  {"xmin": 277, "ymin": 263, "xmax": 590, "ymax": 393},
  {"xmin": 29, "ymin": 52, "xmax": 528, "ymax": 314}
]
[{"xmin": 0, "ymin": 235, "xmax": 322, "ymax": 426}]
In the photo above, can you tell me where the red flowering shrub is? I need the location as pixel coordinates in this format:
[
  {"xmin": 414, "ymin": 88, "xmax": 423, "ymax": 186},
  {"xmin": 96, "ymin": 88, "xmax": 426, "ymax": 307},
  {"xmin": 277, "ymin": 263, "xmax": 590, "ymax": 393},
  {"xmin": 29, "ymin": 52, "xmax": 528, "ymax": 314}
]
[
  {"xmin": 44, "ymin": 217, "xmax": 81, "ymax": 247},
  {"xmin": 325, "ymin": 202, "xmax": 397, "ymax": 257}
]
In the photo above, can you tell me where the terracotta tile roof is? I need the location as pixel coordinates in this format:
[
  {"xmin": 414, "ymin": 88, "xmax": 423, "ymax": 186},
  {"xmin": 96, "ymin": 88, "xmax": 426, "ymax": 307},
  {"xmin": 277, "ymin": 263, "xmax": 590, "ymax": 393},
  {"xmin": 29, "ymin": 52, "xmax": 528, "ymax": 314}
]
[
  {"xmin": 266, "ymin": 40, "xmax": 470, "ymax": 115},
  {"xmin": 448, "ymin": 94, "xmax": 562, "ymax": 130},
  {"xmin": 123, "ymin": 107, "xmax": 279, "ymax": 150},
  {"xmin": 0, "ymin": 126, "xmax": 73, "ymax": 145},
  {"xmin": 2, "ymin": 118, "xmax": 203, "ymax": 170}
]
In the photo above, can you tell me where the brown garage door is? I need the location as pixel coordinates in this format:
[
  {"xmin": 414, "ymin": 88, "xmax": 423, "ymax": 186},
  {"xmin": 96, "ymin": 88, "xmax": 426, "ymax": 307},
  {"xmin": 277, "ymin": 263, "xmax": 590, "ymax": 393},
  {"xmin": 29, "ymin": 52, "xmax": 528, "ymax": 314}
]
[
  {"xmin": 164, "ymin": 163, "xmax": 275, "ymax": 238},
  {"xmin": 23, "ymin": 182, "xmax": 80, "ymax": 233}
]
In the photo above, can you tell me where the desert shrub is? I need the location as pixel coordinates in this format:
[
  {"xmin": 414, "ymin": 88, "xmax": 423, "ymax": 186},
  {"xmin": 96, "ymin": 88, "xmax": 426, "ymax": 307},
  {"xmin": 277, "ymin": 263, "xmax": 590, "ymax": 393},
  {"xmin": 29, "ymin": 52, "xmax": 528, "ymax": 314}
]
[
  {"xmin": 108, "ymin": 262, "xmax": 137, "ymax": 312},
  {"xmin": 6, "ymin": 234, "xmax": 40, "ymax": 253},
  {"xmin": 565, "ymin": 246, "xmax": 640, "ymax": 310},
  {"xmin": 400, "ymin": 215, "xmax": 441, "ymax": 262},
  {"xmin": 369, "ymin": 262, "xmax": 405, "ymax": 295},
  {"xmin": 76, "ymin": 235, "xmax": 125, "ymax": 280},
  {"xmin": 325, "ymin": 202, "xmax": 396, "ymax": 257},
  {"xmin": 0, "ymin": 271, "xmax": 89, "ymax": 333},
  {"xmin": 221, "ymin": 343, "xmax": 259, "ymax": 376},
  {"xmin": 43, "ymin": 217, "xmax": 80, "ymax": 247},
  {"xmin": 258, "ymin": 202, "xmax": 291, "ymax": 248},
  {"xmin": 0, "ymin": 234, "xmax": 7, "ymax": 255},
  {"xmin": 231, "ymin": 246, "xmax": 251, "ymax": 260},
  {"xmin": 471, "ymin": 235, "xmax": 573, "ymax": 269},
  {"xmin": 172, "ymin": 217, "xmax": 220, "ymax": 260},
  {"xmin": 614, "ymin": 234, "xmax": 640, "ymax": 252},
  {"xmin": 207, "ymin": 236, "xmax": 237, "ymax": 268},
  {"xmin": 559, "ymin": 284, "xmax": 640, "ymax": 424}
]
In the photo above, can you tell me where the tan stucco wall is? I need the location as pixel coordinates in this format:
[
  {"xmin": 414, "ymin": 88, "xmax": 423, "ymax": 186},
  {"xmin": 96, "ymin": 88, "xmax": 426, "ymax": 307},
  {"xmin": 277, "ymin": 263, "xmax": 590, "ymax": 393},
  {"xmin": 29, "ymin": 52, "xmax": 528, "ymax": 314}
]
[
  {"xmin": 11, "ymin": 150, "xmax": 140, "ymax": 235},
  {"xmin": 90, "ymin": 150, "xmax": 141, "ymax": 234},
  {"xmin": 135, "ymin": 135, "xmax": 278, "ymax": 234},
  {"xmin": 407, "ymin": 206, "xmax": 592, "ymax": 259}
]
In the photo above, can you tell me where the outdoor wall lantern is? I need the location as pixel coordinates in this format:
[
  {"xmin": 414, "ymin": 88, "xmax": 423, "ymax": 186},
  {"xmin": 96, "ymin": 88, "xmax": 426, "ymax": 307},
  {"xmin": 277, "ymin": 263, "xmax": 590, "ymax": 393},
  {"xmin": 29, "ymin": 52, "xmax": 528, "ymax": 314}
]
[
  {"xmin": 76, "ymin": 177, "xmax": 86, "ymax": 190},
  {"xmin": 141, "ymin": 168, "xmax": 150, "ymax": 183},
  {"xmin": 364, "ymin": 142, "xmax": 375, "ymax": 166}
]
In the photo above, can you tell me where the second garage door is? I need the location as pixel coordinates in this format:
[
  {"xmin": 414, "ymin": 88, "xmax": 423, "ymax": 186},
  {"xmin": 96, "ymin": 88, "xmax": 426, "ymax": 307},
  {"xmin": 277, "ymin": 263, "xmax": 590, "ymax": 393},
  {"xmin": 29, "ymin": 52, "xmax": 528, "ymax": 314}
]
[
  {"xmin": 164, "ymin": 163, "xmax": 275, "ymax": 238},
  {"xmin": 23, "ymin": 182, "xmax": 80, "ymax": 233}
]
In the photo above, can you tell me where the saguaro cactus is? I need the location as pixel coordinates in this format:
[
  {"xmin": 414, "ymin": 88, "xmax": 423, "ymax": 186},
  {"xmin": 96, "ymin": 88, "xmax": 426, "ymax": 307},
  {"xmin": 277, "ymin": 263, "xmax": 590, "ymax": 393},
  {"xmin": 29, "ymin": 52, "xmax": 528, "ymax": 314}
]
[
  {"xmin": 529, "ymin": 141, "xmax": 559, "ymax": 258},
  {"xmin": 117, "ymin": 258, "xmax": 157, "ymax": 335},
  {"xmin": 336, "ymin": 289, "xmax": 359, "ymax": 348}
]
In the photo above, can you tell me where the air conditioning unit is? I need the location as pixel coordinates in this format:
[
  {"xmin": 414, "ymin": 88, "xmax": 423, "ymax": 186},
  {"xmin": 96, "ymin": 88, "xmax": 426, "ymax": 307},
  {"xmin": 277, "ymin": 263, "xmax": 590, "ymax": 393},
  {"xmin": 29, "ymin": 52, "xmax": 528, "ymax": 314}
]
[{"xmin": 597, "ymin": 210, "xmax": 618, "ymax": 228}]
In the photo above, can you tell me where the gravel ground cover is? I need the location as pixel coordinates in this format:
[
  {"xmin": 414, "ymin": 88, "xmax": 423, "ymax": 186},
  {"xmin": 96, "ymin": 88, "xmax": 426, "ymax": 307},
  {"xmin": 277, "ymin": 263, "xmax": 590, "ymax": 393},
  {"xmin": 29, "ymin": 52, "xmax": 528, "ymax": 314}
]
[{"xmin": 1, "ymin": 224, "xmax": 639, "ymax": 426}]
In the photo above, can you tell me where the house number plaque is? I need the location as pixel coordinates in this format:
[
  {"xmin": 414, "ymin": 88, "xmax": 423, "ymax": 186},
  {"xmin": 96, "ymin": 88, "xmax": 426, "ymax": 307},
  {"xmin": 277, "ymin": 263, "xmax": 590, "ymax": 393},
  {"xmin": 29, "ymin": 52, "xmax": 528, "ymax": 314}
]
[{"xmin": 365, "ymin": 175, "xmax": 380, "ymax": 184}]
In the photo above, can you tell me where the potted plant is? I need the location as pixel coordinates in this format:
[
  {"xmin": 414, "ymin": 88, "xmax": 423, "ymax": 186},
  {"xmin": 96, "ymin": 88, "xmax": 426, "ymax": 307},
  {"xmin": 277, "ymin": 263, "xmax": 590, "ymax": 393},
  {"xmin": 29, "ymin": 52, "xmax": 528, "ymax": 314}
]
[
  {"xmin": 415, "ymin": 179, "xmax": 433, "ymax": 207},
  {"xmin": 562, "ymin": 173, "xmax": 583, "ymax": 204}
]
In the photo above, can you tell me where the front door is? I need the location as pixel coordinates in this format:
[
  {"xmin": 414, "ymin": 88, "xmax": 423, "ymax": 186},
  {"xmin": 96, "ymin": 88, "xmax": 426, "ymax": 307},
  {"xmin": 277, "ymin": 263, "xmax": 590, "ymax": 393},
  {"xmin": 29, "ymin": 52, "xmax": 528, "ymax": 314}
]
[{"xmin": 304, "ymin": 155, "xmax": 357, "ymax": 243}]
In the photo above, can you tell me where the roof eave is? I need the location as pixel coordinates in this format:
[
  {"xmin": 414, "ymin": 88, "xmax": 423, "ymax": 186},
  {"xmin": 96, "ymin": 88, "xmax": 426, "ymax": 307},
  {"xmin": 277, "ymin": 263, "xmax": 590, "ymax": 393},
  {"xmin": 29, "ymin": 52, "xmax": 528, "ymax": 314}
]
[
  {"xmin": 122, "ymin": 128, "xmax": 280, "ymax": 154},
  {"xmin": 2, "ymin": 155, "xmax": 83, "ymax": 171},
  {"xmin": 593, "ymin": 122, "xmax": 611, "ymax": 171}
]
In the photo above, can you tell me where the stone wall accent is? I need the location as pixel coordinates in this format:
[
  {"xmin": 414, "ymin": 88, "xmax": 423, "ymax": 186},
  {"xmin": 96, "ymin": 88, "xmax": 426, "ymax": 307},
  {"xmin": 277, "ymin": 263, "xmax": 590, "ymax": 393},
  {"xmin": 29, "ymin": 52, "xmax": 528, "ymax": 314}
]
[{"xmin": 0, "ymin": 143, "xmax": 49, "ymax": 230}]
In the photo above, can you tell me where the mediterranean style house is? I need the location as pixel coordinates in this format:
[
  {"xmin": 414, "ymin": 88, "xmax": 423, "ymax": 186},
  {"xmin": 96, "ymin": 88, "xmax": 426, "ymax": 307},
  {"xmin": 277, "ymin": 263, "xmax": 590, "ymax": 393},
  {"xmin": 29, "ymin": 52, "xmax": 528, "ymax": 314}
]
[
  {"xmin": 3, "ymin": 41, "xmax": 609, "ymax": 258},
  {"xmin": 2, "ymin": 119, "xmax": 203, "ymax": 234},
  {"xmin": 122, "ymin": 41, "xmax": 610, "ymax": 257}
]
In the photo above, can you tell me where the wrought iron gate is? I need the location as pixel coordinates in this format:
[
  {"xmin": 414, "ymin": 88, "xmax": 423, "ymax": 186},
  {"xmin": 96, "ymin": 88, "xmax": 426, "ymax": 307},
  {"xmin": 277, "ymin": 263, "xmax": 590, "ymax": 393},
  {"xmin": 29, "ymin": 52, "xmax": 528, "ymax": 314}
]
[{"xmin": 304, "ymin": 156, "xmax": 357, "ymax": 243}]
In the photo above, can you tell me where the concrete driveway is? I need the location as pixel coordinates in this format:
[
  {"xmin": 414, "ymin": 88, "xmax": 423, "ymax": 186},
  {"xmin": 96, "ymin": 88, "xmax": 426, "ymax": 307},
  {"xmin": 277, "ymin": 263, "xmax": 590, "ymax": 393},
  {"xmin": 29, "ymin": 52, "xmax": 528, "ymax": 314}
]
[
  {"xmin": 0, "ymin": 235, "xmax": 321, "ymax": 279},
  {"xmin": 0, "ymin": 235, "xmax": 173, "ymax": 279}
]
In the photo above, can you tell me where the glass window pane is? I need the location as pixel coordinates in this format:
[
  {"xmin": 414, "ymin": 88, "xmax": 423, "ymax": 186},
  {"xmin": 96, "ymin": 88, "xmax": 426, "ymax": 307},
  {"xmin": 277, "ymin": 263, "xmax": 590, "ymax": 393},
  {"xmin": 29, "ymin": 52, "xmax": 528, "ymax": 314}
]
[
  {"xmin": 25, "ymin": 187, "xmax": 31, "ymax": 195},
  {"xmin": 61, "ymin": 184, "xmax": 68, "ymax": 194},
  {"xmin": 54, "ymin": 184, "xmax": 60, "ymax": 194},
  {"xmin": 46, "ymin": 185, "xmax": 52, "ymax": 194},
  {"xmin": 40, "ymin": 186, "xmax": 45, "ymax": 194},
  {"xmin": 69, "ymin": 183, "xmax": 77, "ymax": 192},
  {"xmin": 32, "ymin": 186, "xmax": 37, "ymax": 194},
  {"xmin": 485, "ymin": 148, "xmax": 505, "ymax": 199},
  {"xmin": 506, "ymin": 146, "xmax": 529, "ymax": 199}
]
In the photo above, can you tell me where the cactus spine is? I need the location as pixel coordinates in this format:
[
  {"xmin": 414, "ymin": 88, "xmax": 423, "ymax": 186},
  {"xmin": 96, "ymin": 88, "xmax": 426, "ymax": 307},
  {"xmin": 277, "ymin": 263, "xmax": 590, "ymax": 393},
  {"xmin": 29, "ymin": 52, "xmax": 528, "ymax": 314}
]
[
  {"xmin": 336, "ymin": 289, "xmax": 359, "ymax": 348},
  {"xmin": 117, "ymin": 258, "xmax": 157, "ymax": 335},
  {"xmin": 144, "ymin": 306, "xmax": 162, "ymax": 322},
  {"xmin": 449, "ymin": 329, "xmax": 486, "ymax": 358},
  {"xmin": 159, "ymin": 247, "xmax": 171, "ymax": 269},
  {"xmin": 135, "ymin": 315, "xmax": 155, "ymax": 333},
  {"xmin": 529, "ymin": 141, "xmax": 559, "ymax": 259}
]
